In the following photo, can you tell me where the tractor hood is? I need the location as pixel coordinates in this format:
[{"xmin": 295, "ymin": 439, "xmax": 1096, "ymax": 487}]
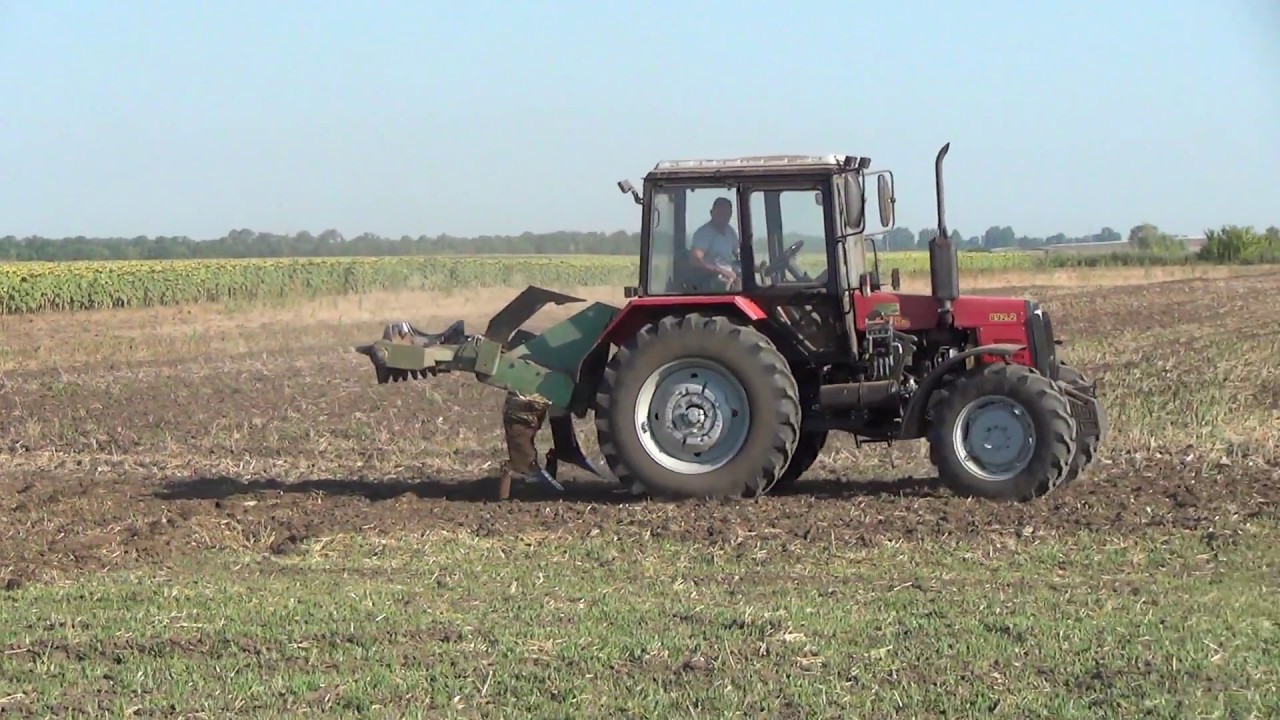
[{"xmin": 851, "ymin": 291, "xmax": 1040, "ymax": 332}]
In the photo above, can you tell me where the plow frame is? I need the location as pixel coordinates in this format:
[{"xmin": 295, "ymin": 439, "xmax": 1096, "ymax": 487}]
[{"xmin": 354, "ymin": 286, "xmax": 622, "ymax": 482}]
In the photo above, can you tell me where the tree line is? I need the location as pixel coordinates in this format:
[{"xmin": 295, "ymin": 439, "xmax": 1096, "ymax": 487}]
[
  {"xmin": 1, "ymin": 223, "xmax": 1275, "ymax": 263},
  {"xmin": 0, "ymin": 229, "xmax": 641, "ymax": 262},
  {"xmin": 878, "ymin": 226, "xmax": 1123, "ymax": 252}
]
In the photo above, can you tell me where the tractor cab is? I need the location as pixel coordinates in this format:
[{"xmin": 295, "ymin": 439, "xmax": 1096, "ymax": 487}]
[{"xmin": 617, "ymin": 154, "xmax": 898, "ymax": 362}]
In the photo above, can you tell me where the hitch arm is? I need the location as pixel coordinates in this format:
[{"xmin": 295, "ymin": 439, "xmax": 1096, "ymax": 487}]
[
  {"xmin": 353, "ymin": 319, "xmax": 468, "ymax": 383},
  {"xmin": 356, "ymin": 330, "xmax": 578, "ymax": 409}
]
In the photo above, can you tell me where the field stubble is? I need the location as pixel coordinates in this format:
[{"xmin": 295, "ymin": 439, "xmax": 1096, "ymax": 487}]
[{"xmin": 1, "ymin": 264, "xmax": 1278, "ymax": 717}]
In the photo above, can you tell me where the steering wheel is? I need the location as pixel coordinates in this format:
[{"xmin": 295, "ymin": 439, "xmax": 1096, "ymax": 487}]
[{"xmin": 757, "ymin": 240, "xmax": 807, "ymax": 282}]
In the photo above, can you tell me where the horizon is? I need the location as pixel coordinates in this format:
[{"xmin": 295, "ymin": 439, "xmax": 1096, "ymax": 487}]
[{"xmin": 2, "ymin": 1, "xmax": 1277, "ymax": 241}]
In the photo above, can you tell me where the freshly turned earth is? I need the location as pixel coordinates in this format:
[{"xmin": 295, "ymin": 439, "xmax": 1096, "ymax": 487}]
[{"xmin": 2, "ymin": 266, "xmax": 1278, "ymax": 582}]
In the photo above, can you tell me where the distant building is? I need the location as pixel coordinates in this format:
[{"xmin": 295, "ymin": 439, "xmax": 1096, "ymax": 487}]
[
  {"xmin": 984, "ymin": 234, "xmax": 1205, "ymax": 255},
  {"xmin": 1174, "ymin": 235, "xmax": 1207, "ymax": 253},
  {"xmin": 1039, "ymin": 239, "xmax": 1133, "ymax": 255},
  {"xmin": 1034, "ymin": 235, "xmax": 1204, "ymax": 256}
]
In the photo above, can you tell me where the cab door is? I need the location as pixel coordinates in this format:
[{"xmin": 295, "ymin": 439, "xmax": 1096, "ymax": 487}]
[
  {"xmin": 831, "ymin": 170, "xmax": 865, "ymax": 362},
  {"xmin": 739, "ymin": 177, "xmax": 849, "ymax": 362}
]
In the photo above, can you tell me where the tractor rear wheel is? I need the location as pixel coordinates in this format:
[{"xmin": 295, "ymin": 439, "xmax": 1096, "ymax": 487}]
[
  {"xmin": 594, "ymin": 313, "xmax": 801, "ymax": 499},
  {"xmin": 928, "ymin": 362, "xmax": 1076, "ymax": 501},
  {"xmin": 1058, "ymin": 363, "xmax": 1106, "ymax": 486}
]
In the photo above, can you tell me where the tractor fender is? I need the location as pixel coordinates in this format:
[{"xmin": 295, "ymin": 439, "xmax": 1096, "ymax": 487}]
[
  {"xmin": 601, "ymin": 296, "xmax": 767, "ymax": 344},
  {"xmin": 898, "ymin": 342, "xmax": 1026, "ymax": 439},
  {"xmin": 566, "ymin": 296, "xmax": 769, "ymax": 417}
]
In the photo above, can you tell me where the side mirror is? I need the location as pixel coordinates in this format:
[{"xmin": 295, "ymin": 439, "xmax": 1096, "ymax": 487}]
[
  {"xmin": 617, "ymin": 179, "xmax": 642, "ymax": 205},
  {"xmin": 877, "ymin": 173, "xmax": 895, "ymax": 228},
  {"xmin": 843, "ymin": 174, "xmax": 865, "ymax": 231}
]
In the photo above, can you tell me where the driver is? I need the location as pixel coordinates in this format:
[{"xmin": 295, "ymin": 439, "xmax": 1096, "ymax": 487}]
[{"xmin": 689, "ymin": 197, "xmax": 741, "ymax": 290}]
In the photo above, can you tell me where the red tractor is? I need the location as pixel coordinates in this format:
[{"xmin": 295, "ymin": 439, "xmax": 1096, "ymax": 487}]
[
  {"xmin": 358, "ymin": 143, "xmax": 1106, "ymax": 501},
  {"xmin": 592, "ymin": 142, "xmax": 1105, "ymax": 501}
]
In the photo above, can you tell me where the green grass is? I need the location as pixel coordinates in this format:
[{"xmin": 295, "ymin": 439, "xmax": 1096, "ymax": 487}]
[{"xmin": 3, "ymin": 528, "xmax": 1276, "ymax": 718}]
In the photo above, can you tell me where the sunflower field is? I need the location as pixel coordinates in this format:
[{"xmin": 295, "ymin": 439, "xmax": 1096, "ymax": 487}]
[{"xmin": 0, "ymin": 252, "xmax": 1040, "ymax": 314}]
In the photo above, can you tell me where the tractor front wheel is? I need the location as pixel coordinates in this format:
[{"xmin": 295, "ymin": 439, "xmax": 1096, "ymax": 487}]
[
  {"xmin": 928, "ymin": 363, "xmax": 1077, "ymax": 501},
  {"xmin": 594, "ymin": 313, "xmax": 801, "ymax": 499}
]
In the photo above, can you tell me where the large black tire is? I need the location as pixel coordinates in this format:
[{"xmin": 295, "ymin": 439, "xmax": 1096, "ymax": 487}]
[
  {"xmin": 1057, "ymin": 363, "xmax": 1106, "ymax": 487},
  {"xmin": 594, "ymin": 313, "xmax": 801, "ymax": 499},
  {"xmin": 928, "ymin": 362, "xmax": 1076, "ymax": 501},
  {"xmin": 772, "ymin": 430, "xmax": 828, "ymax": 490}
]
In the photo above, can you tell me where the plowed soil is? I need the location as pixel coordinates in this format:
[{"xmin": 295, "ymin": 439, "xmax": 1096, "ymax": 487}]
[{"xmin": 3, "ymin": 266, "xmax": 1279, "ymax": 584}]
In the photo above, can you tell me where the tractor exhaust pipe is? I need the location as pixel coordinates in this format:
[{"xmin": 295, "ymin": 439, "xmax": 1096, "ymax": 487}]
[{"xmin": 929, "ymin": 142, "xmax": 959, "ymax": 326}]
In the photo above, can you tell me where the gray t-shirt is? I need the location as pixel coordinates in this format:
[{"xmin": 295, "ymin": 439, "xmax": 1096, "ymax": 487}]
[{"xmin": 690, "ymin": 221, "xmax": 740, "ymax": 272}]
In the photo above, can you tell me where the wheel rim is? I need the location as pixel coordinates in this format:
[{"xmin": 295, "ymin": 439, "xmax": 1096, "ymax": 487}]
[
  {"xmin": 634, "ymin": 358, "xmax": 751, "ymax": 474},
  {"xmin": 952, "ymin": 394, "xmax": 1036, "ymax": 482}
]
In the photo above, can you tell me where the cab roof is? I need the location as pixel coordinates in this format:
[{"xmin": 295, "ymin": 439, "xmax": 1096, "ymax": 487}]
[{"xmin": 645, "ymin": 154, "xmax": 866, "ymax": 181}]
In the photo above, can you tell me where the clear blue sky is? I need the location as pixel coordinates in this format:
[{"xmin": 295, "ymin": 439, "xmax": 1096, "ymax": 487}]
[{"xmin": 2, "ymin": 0, "xmax": 1276, "ymax": 241}]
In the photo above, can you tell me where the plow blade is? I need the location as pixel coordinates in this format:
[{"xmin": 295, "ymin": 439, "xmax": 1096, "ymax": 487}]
[
  {"xmin": 354, "ymin": 285, "xmax": 620, "ymax": 484},
  {"xmin": 545, "ymin": 414, "xmax": 600, "ymax": 480}
]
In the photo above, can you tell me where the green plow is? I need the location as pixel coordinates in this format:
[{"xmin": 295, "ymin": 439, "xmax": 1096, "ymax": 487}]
[{"xmin": 353, "ymin": 286, "xmax": 621, "ymax": 485}]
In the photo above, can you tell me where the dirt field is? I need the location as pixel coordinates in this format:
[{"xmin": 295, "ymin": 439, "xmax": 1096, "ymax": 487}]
[
  {"xmin": 1, "ymin": 264, "xmax": 1276, "ymax": 579},
  {"xmin": 1, "ymin": 264, "xmax": 1278, "ymax": 716}
]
